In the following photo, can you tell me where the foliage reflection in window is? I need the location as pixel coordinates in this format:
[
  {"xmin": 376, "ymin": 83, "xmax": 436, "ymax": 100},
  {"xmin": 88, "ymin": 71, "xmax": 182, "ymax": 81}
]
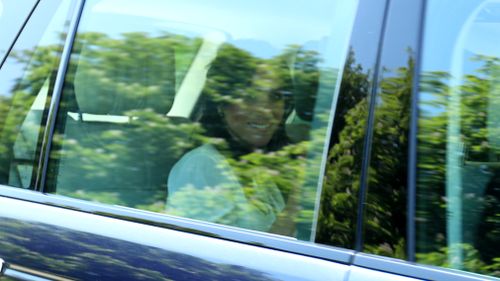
[{"xmin": 417, "ymin": 0, "xmax": 500, "ymax": 277}]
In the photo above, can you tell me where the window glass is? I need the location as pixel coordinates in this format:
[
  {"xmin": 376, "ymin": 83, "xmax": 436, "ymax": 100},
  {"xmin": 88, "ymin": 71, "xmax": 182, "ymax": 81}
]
[
  {"xmin": 0, "ymin": 0, "xmax": 38, "ymax": 62},
  {"xmin": 417, "ymin": 0, "xmax": 500, "ymax": 277},
  {"xmin": 47, "ymin": 0, "xmax": 359, "ymax": 239},
  {"xmin": 315, "ymin": 0, "xmax": 387, "ymax": 249},
  {"xmin": 0, "ymin": 0, "xmax": 77, "ymax": 189}
]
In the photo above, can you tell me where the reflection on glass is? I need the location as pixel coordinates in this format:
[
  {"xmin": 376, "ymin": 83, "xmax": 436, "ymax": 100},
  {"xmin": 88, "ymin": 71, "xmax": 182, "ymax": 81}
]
[
  {"xmin": 417, "ymin": 0, "xmax": 500, "ymax": 277},
  {"xmin": 315, "ymin": 0, "xmax": 388, "ymax": 250},
  {"xmin": 0, "ymin": 0, "xmax": 38, "ymax": 61},
  {"xmin": 166, "ymin": 45, "xmax": 293, "ymax": 233},
  {"xmin": 363, "ymin": 56, "xmax": 414, "ymax": 259},
  {"xmin": 315, "ymin": 50, "xmax": 370, "ymax": 249},
  {"xmin": 46, "ymin": 0, "xmax": 359, "ymax": 239},
  {"xmin": 0, "ymin": 0, "xmax": 76, "ymax": 189}
]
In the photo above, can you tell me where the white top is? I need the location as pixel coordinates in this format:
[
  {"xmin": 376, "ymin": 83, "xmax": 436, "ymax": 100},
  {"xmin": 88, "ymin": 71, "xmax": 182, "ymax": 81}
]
[{"xmin": 166, "ymin": 144, "xmax": 285, "ymax": 231}]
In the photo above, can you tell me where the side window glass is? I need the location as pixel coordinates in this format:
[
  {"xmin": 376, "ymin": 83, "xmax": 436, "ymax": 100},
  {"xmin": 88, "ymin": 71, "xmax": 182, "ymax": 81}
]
[
  {"xmin": 0, "ymin": 0, "xmax": 38, "ymax": 62},
  {"xmin": 418, "ymin": 0, "xmax": 500, "ymax": 277},
  {"xmin": 0, "ymin": 0, "xmax": 77, "ymax": 189},
  {"xmin": 47, "ymin": 0, "xmax": 359, "ymax": 240},
  {"xmin": 315, "ymin": 0, "xmax": 387, "ymax": 249}
]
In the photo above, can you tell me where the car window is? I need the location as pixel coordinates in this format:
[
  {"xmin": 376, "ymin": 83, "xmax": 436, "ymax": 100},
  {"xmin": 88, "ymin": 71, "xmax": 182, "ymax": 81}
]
[
  {"xmin": 46, "ymin": 0, "xmax": 359, "ymax": 240},
  {"xmin": 0, "ymin": 0, "xmax": 38, "ymax": 63},
  {"xmin": 0, "ymin": 0, "xmax": 78, "ymax": 189},
  {"xmin": 417, "ymin": 0, "xmax": 500, "ymax": 278},
  {"xmin": 315, "ymin": 0, "xmax": 387, "ymax": 250}
]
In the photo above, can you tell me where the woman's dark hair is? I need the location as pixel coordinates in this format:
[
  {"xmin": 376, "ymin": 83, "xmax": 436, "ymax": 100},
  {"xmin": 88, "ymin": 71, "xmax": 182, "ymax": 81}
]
[{"xmin": 197, "ymin": 43, "xmax": 294, "ymax": 155}]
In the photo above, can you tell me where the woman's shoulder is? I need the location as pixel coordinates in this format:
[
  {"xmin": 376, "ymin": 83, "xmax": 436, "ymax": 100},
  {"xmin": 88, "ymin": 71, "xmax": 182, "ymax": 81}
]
[
  {"xmin": 178, "ymin": 143, "xmax": 223, "ymax": 163},
  {"xmin": 167, "ymin": 143, "xmax": 235, "ymax": 190}
]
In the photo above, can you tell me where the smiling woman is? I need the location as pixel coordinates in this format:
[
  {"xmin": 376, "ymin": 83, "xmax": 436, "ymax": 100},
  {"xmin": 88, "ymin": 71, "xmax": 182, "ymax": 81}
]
[
  {"xmin": 165, "ymin": 45, "xmax": 293, "ymax": 233},
  {"xmin": 220, "ymin": 64, "xmax": 287, "ymax": 149}
]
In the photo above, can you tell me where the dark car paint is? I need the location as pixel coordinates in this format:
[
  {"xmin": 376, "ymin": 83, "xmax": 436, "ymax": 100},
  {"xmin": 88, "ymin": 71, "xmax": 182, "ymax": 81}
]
[
  {"xmin": 2, "ymin": 187, "xmax": 494, "ymax": 281},
  {"xmin": 0, "ymin": 195, "xmax": 350, "ymax": 281},
  {"xmin": 1, "ymin": 217, "xmax": 276, "ymax": 280}
]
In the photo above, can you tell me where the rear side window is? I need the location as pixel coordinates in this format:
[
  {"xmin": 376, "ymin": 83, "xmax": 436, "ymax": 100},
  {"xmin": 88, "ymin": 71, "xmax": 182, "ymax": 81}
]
[
  {"xmin": 0, "ymin": 0, "xmax": 77, "ymax": 189},
  {"xmin": 417, "ymin": 0, "xmax": 500, "ymax": 277},
  {"xmin": 46, "ymin": 0, "xmax": 359, "ymax": 240},
  {"xmin": 0, "ymin": 0, "xmax": 38, "ymax": 62}
]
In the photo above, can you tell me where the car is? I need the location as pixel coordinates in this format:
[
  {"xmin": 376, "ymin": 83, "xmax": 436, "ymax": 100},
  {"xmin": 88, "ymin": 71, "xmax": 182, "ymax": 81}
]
[{"xmin": 0, "ymin": 0, "xmax": 498, "ymax": 280}]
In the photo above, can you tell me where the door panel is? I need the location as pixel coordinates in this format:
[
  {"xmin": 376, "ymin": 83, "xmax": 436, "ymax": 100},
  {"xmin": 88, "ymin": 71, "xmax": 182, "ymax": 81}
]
[{"xmin": 0, "ymin": 193, "xmax": 349, "ymax": 280}]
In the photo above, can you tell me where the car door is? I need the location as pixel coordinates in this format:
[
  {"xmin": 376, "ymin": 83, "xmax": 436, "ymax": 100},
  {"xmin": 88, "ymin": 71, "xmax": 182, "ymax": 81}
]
[
  {"xmin": 0, "ymin": 193, "xmax": 354, "ymax": 280},
  {"xmin": 1, "ymin": 0, "xmax": 359, "ymax": 280}
]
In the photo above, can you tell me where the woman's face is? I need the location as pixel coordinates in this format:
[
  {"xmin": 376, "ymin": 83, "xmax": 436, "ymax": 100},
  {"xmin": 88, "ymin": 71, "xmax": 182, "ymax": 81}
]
[{"xmin": 222, "ymin": 92, "xmax": 285, "ymax": 149}]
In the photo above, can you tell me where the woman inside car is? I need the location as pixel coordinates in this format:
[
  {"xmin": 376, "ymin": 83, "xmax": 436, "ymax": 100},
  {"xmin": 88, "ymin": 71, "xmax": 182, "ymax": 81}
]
[{"xmin": 165, "ymin": 43, "xmax": 298, "ymax": 235}]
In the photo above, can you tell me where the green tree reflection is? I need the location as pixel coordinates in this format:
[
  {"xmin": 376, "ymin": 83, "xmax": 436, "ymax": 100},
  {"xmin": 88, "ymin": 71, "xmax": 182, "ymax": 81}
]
[
  {"xmin": 316, "ymin": 49, "xmax": 369, "ymax": 248},
  {"xmin": 1, "ymin": 31, "xmax": 327, "ymax": 238},
  {"xmin": 0, "ymin": 35, "xmax": 64, "ymax": 187},
  {"xmin": 0, "ymin": 218, "xmax": 277, "ymax": 280},
  {"xmin": 417, "ymin": 55, "xmax": 500, "ymax": 277}
]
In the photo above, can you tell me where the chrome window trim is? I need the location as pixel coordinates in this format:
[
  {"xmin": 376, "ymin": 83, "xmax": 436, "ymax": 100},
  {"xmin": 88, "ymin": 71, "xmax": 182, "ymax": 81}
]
[
  {"xmin": 3, "ymin": 268, "xmax": 54, "ymax": 281},
  {"xmin": 349, "ymin": 265, "xmax": 423, "ymax": 281},
  {"xmin": 0, "ymin": 184, "xmax": 354, "ymax": 264},
  {"xmin": 0, "ymin": 258, "xmax": 5, "ymax": 276},
  {"xmin": 353, "ymin": 253, "xmax": 498, "ymax": 281}
]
